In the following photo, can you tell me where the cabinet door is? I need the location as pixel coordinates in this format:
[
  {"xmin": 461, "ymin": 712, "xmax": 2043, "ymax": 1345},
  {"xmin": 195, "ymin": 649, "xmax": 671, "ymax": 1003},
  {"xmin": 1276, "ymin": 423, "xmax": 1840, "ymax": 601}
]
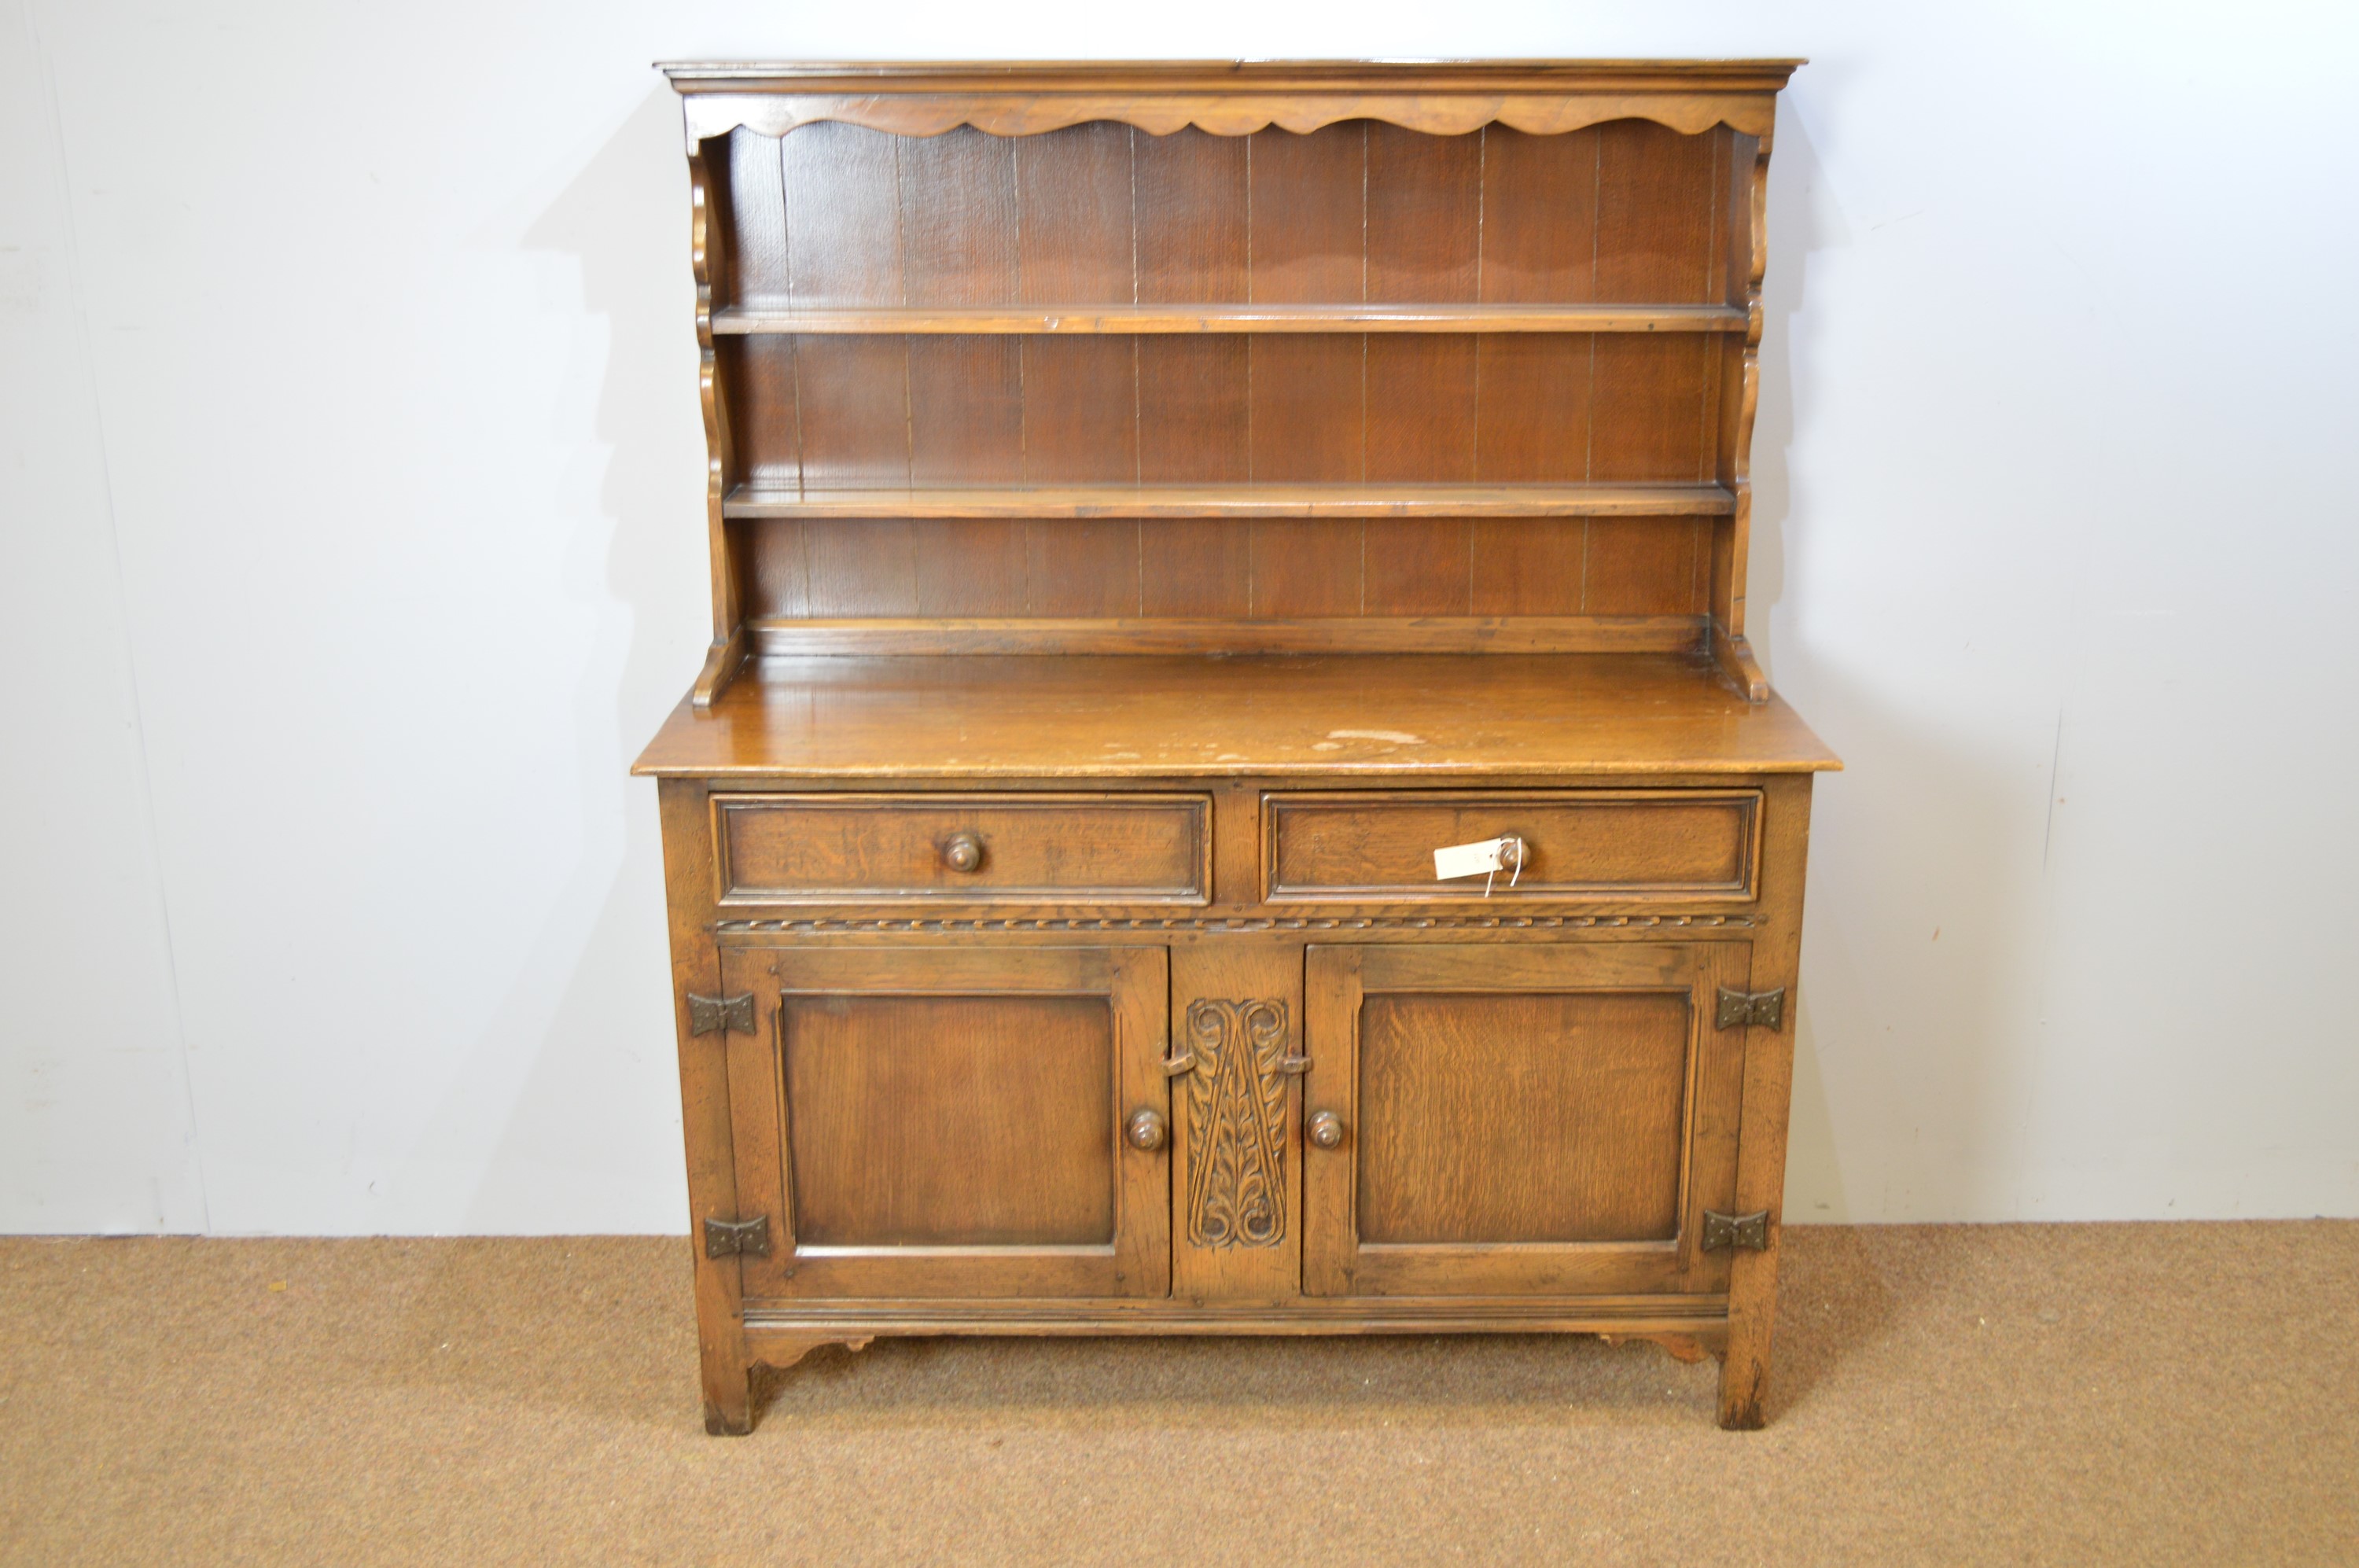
[
  {"xmin": 720, "ymin": 945, "xmax": 1171, "ymax": 1299},
  {"xmin": 1302, "ymin": 942, "xmax": 1750, "ymax": 1297}
]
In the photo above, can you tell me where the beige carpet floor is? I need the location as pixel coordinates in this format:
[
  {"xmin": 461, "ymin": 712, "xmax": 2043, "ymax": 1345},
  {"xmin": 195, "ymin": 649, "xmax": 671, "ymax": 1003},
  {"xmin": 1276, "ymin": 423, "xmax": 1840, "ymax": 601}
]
[{"xmin": 2, "ymin": 1223, "xmax": 2354, "ymax": 1565}]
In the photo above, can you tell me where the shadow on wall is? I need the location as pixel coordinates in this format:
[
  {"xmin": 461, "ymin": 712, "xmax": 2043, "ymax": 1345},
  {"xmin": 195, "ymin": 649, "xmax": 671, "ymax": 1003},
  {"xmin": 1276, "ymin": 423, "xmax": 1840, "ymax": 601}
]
[
  {"xmin": 1749, "ymin": 101, "xmax": 2038, "ymax": 1226},
  {"xmin": 1746, "ymin": 97, "xmax": 1835, "ymax": 1222},
  {"xmin": 414, "ymin": 83, "xmax": 705, "ymax": 1235}
]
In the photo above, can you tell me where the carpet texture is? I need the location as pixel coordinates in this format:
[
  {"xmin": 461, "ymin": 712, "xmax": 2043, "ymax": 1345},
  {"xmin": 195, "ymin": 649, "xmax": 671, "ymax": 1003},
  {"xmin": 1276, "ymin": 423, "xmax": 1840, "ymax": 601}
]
[{"xmin": 2, "ymin": 1223, "xmax": 2354, "ymax": 1565}]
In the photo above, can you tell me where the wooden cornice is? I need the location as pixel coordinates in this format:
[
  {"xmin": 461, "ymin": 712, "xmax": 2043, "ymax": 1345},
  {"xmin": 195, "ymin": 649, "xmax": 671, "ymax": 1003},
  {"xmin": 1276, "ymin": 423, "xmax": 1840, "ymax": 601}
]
[{"xmin": 657, "ymin": 58, "xmax": 1803, "ymax": 145}]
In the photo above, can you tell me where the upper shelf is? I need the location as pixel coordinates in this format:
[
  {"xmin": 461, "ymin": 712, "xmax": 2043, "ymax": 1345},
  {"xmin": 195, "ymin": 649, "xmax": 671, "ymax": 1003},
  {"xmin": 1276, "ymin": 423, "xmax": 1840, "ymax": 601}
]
[
  {"xmin": 712, "ymin": 304, "xmax": 1747, "ymax": 337},
  {"xmin": 722, "ymin": 481, "xmax": 1736, "ymax": 520}
]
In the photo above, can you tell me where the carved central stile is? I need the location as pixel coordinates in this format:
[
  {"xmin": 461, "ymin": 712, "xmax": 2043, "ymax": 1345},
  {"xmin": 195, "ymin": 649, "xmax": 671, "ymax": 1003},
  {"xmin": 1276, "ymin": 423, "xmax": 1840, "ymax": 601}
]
[{"xmin": 1179, "ymin": 999, "xmax": 1298, "ymax": 1248}]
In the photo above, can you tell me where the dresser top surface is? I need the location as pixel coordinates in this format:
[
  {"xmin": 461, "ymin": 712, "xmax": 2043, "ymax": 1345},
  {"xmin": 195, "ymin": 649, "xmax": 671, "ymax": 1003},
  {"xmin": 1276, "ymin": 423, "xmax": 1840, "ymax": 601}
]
[{"xmin": 633, "ymin": 653, "xmax": 1838, "ymax": 779}]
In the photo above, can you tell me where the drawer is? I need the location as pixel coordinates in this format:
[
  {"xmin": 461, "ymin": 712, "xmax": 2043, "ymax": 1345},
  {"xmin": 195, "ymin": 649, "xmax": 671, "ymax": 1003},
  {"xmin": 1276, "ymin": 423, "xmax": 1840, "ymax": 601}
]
[
  {"xmin": 712, "ymin": 793, "xmax": 1212, "ymax": 905},
  {"xmin": 1263, "ymin": 790, "xmax": 1761, "ymax": 904}
]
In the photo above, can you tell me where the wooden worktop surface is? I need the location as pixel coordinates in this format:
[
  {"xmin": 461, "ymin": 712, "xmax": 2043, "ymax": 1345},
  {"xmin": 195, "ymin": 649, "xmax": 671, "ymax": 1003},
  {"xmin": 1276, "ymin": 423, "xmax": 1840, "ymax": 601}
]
[{"xmin": 633, "ymin": 653, "xmax": 1839, "ymax": 779}]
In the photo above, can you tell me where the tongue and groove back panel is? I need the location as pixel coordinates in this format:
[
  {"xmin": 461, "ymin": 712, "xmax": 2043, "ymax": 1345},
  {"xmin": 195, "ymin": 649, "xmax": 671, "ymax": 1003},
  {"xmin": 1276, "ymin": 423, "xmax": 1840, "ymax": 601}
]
[{"xmin": 697, "ymin": 114, "xmax": 1761, "ymax": 651}]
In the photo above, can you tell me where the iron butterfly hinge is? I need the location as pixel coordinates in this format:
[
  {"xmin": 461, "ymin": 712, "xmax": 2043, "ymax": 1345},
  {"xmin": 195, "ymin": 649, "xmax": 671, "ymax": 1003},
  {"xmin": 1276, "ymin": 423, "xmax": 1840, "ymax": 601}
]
[
  {"xmin": 1700, "ymin": 1209, "xmax": 1772, "ymax": 1253},
  {"xmin": 686, "ymin": 992, "xmax": 755, "ymax": 1036},
  {"xmin": 1714, "ymin": 986, "xmax": 1786, "ymax": 1032},
  {"xmin": 702, "ymin": 1215, "xmax": 771, "ymax": 1259}
]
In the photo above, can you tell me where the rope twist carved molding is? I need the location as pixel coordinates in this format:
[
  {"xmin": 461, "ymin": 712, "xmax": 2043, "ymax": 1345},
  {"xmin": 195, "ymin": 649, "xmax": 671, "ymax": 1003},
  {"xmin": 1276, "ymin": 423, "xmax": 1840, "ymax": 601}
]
[
  {"xmin": 712, "ymin": 912, "xmax": 1760, "ymax": 935},
  {"xmin": 1178, "ymin": 999, "xmax": 1297, "ymax": 1249}
]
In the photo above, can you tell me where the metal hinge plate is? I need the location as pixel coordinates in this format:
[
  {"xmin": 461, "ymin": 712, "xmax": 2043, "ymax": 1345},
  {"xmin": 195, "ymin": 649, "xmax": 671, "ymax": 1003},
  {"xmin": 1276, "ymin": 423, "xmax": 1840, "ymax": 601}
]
[
  {"xmin": 1701, "ymin": 1209, "xmax": 1771, "ymax": 1252},
  {"xmin": 1714, "ymin": 986, "xmax": 1785, "ymax": 1032},
  {"xmin": 686, "ymin": 992, "xmax": 755, "ymax": 1036},
  {"xmin": 702, "ymin": 1215, "xmax": 771, "ymax": 1259}
]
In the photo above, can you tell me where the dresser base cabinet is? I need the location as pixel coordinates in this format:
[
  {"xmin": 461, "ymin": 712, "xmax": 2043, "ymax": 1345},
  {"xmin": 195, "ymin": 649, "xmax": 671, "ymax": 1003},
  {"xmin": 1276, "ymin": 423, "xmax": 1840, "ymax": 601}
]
[
  {"xmin": 639, "ymin": 59, "xmax": 1835, "ymax": 1434},
  {"xmin": 648, "ymin": 748, "xmax": 1825, "ymax": 1434}
]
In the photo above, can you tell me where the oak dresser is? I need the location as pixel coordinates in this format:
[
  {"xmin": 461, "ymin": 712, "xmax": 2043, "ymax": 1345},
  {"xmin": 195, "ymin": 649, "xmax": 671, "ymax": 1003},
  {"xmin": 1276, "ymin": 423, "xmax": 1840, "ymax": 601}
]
[{"xmin": 634, "ymin": 59, "xmax": 1838, "ymax": 1434}]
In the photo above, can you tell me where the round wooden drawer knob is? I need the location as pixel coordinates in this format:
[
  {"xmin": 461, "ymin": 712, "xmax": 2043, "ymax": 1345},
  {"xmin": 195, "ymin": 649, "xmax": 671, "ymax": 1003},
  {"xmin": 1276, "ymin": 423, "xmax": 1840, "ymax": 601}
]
[
  {"xmin": 942, "ymin": 831, "xmax": 984, "ymax": 873},
  {"xmin": 1307, "ymin": 1110, "xmax": 1345, "ymax": 1150},
  {"xmin": 1125, "ymin": 1109, "xmax": 1168, "ymax": 1151}
]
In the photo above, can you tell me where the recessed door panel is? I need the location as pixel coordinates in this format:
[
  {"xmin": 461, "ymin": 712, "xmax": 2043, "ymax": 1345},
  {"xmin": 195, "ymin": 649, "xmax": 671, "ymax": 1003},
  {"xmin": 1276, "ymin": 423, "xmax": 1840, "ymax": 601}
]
[
  {"xmin": 782, "ymin": 993, "xmax": 1116, "ymax": 1246},
  {"xmin": 1356, "ymin": 990, "xmax": 1691, "ymax": 1245},
  {"xmin": 721, "ymin": 945, "xmax": 1171, "ymax": 1299},
  {"xmin": 1303, "ymin": 941, "xmax": 1749, "ymax": 1297}
]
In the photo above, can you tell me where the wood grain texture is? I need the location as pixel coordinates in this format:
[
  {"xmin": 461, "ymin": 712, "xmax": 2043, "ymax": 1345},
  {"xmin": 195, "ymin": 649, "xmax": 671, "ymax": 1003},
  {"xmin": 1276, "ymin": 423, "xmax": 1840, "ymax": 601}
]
[
  {"xmin": 664, "ymin": 60, "xmax": 1802, "ymax": 145},
  {"xmin": 721, "ymin": 480, "xmax": 1733, "ymax": 517},
  {"xmin": 779, "ymin": 121, "xmax": 903, "ymax": 308},
  {"xmin": 1711, "ymin": 127, "xmax": 1772, "ymax": 688},
  {"xmin": 712, "ymin": 792, "xmax": 1211, "ymax": 904},
  {"xmin": 656, "ymin": 780, "xmax": 750, "ymax": 1430},
  {"xmin": 634, "ymin": 653, "xmax": 1839, "ymax": 780},
  {"xmin": 781, "ymin": 992, "xmax": 1117, "ymax": 1245},
  {"xmin": 694, "ymin": 97, "xmax": 1752, "ymax": 668},
  {"xmin": 1135, "ymin": 127, "xmax": 1247, "ymax": 304},
  {"xmin": 1356, "ymin": 990, "xmax": 1692, "ymax": 1242},
  {"xmin": 742, "ymin": 614, "xmax": 1705, "ymax": 657},
  {"xmin": 1594, "ymin": 120, "xmax": 1724, "ymax": 302},
  {"xmin": 789, "ymin": 336, "xmax": 909, "ymax": 489},
  {"xmin": 687, "ymin": 147, "xmax": 745, "ymax": 711},
  {"xmin": 731, "ymin": 946, "xmax": 1172, "ymax": 1301},
  {"xmin": 1301, "ymin": 940, "xmax": 1752, "ymax": 1297},
  {"xmin": 713, "ymin": 303, "xmax": 1746, "ymax": 333},
  {"xmin": 1362, "ymin": 517, "xmax": 1473, "ymax": 616},
  {"xmin": 1015, "ymin": 120, "xmax": 1133, "ymax": 303},
  {"xmin": 1480, "ymin": 126, "xmax": 1600, "ymax": 303},
  {"xmin": 743, "ymin": 1297, "xmax": 1730, "ymax": 1335},
  {"xmin": 722, "ymin": 130, "xmax": 791, "ymax": 311},
  {"xmin": 1719, "ymin": 771, "xmax": 1813, "ymax": 1429},
  {"xmin": 1169, "ymin": 943, "xmax": 1305, "ymax": 1305},
  {"xmin": 1264, "ymin": 790, "xmax": 1761, "ymax": 903}
]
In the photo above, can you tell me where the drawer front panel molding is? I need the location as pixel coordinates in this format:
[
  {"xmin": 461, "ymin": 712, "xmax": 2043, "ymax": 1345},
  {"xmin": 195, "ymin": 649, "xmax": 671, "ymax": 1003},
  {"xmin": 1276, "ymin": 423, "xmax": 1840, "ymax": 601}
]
[
  {"xmin": 715, "ymin": 793, "xmax": 1213, "ymax": 905},
  {"xmin": 1264, "ymin": 790, "xmax": 1762, "ymax": 904}
]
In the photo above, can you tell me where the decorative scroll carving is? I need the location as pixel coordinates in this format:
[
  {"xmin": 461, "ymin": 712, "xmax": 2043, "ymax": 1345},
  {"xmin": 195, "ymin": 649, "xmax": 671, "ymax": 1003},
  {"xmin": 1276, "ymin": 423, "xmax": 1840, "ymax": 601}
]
[
  {"xmin": 713, "ymin": 912, "xmax": 1760, "ymax": 936},
  {"xmin": 686, "ymin": 148, "xmax": 745, "ymax": 709},
  {"xmin": 678, "ymin": 93, "xmax": 1780, "ymax": 147},
  {"xmin": 1710, "ymin": 131, "xmax": 1775, "ymax": 705},
  {"xmin": 1180, "ymin": 999, "xmax": 1294, "ymax": 1249},
  {"xmin": 662, "ymin": 64, "xmax": 1802, "ymax": 149}
]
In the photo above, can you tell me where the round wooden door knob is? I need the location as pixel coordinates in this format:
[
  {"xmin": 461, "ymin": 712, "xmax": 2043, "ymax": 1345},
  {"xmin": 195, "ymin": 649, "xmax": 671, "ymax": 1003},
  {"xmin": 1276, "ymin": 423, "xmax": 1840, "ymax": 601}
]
[
  {"xmin": 1307, "ymin": 1111, "xmax": 1345, "ymax": 1150},
  {"xmin": 1125, "ymin": 1108, "xmax": 1168, "ymax": 1151},
  {"xmin": 942, "ymin": 831, "xmax": 984, "ymax": 873}
]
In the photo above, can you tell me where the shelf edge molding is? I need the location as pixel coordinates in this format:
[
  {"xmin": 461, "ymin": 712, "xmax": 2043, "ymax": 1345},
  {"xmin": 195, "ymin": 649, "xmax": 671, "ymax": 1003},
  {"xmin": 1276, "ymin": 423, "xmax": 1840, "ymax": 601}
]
[
  {"xmin": 712, "ymin": 304, "xmax": 1747, "ymax": 336},
  {"xmin": 745, "ymin": 615, "xmax": 1708, "ymax": 658},
  {"xmin": 722, "ymin": 483, "xmax": 1737, "ymax": 521}
]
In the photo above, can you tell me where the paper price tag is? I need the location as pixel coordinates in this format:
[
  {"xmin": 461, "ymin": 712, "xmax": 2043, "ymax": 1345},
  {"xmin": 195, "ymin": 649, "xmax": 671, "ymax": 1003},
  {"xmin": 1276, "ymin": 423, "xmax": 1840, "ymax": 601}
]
[{"xmin": 1433, "ymin": 837, "xmax": 1513, "ymax": 881}]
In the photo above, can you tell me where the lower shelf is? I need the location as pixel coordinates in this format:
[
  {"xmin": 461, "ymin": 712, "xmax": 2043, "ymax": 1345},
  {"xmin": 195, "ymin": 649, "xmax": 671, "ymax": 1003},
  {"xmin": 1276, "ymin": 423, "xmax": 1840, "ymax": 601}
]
[
  {"xmin": 745, "ymin": 613, "xmax": 1706, "ymax": 657},
  {"xmin": 744, "ymin": 1295, "xmax": 1729, "ymax": 1339}
]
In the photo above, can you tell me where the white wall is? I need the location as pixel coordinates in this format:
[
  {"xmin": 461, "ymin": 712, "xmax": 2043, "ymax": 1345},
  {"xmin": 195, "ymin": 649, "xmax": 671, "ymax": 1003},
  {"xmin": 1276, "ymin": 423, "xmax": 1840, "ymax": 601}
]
[{"xmin": 4, "ymin": 0, "xmax": 2353, "ymax": 1234}]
